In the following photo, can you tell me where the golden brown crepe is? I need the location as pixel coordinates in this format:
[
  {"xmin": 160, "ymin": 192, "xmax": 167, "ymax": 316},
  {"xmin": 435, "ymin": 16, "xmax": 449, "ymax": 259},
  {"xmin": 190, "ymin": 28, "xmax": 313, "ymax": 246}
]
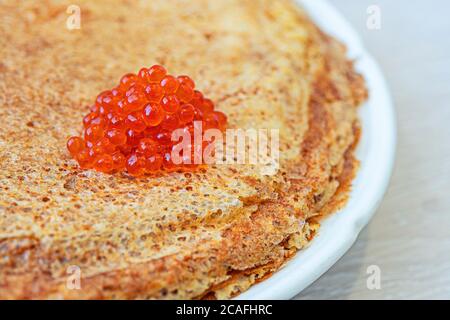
[{"xmin": 0, "ymin": 0, "xmax": 367, "ymax": 299}]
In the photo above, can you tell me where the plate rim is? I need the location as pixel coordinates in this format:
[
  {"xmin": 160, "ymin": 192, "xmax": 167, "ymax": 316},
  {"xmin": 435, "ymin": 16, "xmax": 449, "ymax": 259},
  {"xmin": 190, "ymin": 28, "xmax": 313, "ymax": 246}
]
[{"xmin": 237, "ymin": 0, "xmax": 397, "ymax": 300}]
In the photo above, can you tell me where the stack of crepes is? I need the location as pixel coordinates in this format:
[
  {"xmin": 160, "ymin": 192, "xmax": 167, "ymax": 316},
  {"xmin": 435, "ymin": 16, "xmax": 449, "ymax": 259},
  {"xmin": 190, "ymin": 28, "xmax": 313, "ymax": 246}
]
[{"xmin": 0, "ymin": 0, "xmax": 367, "ymax": 299}]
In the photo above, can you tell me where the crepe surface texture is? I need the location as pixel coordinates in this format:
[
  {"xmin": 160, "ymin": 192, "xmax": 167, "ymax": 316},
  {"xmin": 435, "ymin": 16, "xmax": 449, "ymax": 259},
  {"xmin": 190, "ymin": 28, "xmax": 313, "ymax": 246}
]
[{"xmin": 0, "ymin": 0, "xmax": 367, "ymax": 299}]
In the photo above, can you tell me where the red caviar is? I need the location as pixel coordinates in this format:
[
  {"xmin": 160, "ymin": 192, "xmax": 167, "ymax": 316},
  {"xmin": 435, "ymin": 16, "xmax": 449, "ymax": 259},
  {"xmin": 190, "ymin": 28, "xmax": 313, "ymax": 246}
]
[
  {"xmin": 67, "ymin": 136, "xmax": 85, "ymax": 156},
  {"xmin": 67, "ymin": 65, "xmax": 227, "ymax": 176}
]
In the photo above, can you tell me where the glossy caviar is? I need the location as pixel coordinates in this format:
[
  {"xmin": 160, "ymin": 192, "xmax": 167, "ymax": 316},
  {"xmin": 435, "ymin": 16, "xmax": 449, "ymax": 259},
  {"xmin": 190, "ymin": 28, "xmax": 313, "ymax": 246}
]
[{"xmin": 67, "ymin": 65, "xmax": 227, "ymax": 176}]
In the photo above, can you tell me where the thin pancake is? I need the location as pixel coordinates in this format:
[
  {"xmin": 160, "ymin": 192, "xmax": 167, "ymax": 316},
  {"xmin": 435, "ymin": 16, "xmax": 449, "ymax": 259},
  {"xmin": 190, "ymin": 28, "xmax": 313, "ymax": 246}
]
[{"xmin": 0, "ymin": 0, "xmax": 367, "ymax": 299}]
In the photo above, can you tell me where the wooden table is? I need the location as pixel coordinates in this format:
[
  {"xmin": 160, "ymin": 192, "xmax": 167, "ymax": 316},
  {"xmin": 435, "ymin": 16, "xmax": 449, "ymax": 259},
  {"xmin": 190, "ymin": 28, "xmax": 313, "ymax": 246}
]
[{"xmin": 295, "ymin": 0, "xmax": 450, "ymax": 299}]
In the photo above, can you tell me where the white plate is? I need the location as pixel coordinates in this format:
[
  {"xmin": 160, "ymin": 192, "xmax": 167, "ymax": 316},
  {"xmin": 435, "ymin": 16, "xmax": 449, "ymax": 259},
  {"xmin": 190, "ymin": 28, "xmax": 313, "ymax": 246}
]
[{"xmin": 238, "ymin": 0, "xmax": 396, "ymax": 300}]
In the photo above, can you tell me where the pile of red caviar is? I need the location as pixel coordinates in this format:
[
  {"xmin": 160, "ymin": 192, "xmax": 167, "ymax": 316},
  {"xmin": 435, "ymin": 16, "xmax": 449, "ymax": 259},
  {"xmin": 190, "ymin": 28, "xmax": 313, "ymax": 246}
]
[{"xmin": 67, "ymin": 65, "xmax": 227, "ymax": 176}]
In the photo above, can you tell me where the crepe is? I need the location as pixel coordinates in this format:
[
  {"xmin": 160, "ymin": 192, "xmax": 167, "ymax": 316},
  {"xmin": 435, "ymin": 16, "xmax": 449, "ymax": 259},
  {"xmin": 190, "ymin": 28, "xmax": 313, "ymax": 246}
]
[{"xmin": 0, "ymin": 0, "xmax": 367, "ymax": 299}]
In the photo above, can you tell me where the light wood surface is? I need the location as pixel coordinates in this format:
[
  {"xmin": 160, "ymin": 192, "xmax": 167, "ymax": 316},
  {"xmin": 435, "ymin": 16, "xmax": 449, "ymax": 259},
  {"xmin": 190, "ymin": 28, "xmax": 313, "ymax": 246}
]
[{"xmin": 295, "ymin": 0, "xmax": 450, "ymax": 299}]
